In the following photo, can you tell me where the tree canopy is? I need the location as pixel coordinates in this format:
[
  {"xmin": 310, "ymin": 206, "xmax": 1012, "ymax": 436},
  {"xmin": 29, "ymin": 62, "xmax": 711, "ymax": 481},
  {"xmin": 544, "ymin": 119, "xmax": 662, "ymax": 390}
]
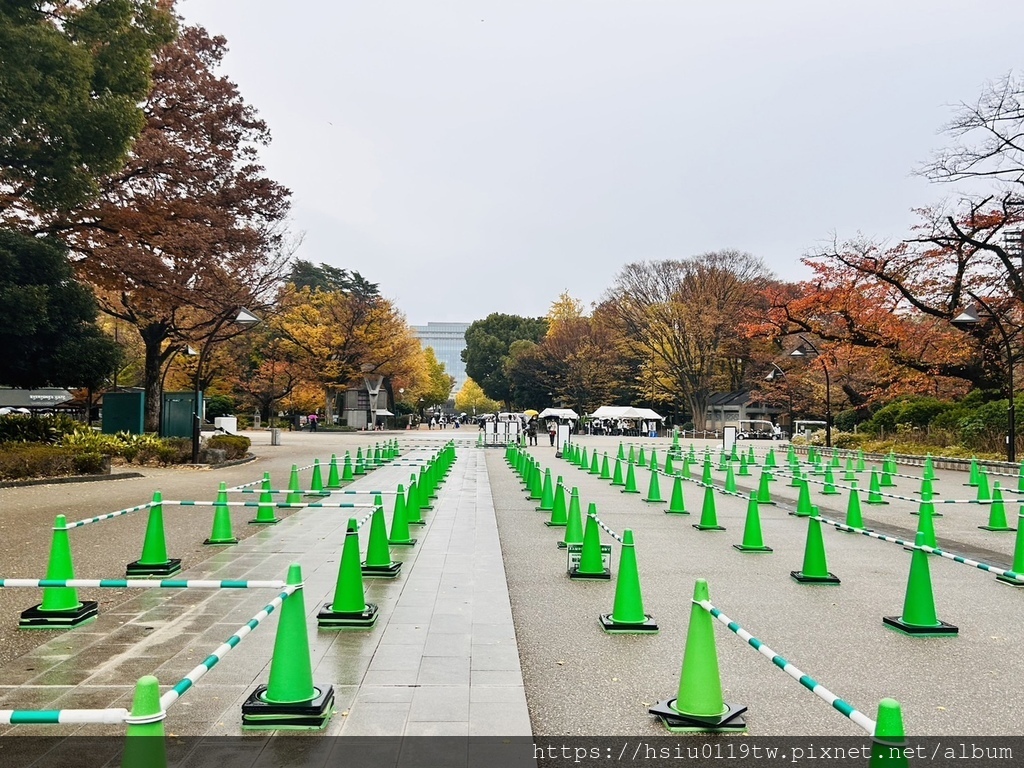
[
  {"xmin": 462, "ymin": 313, "xmax": 548, "ymax": 406},
  {"xmin": 0, "ymin": 230, "xmax": 121, "ymax": 389}
]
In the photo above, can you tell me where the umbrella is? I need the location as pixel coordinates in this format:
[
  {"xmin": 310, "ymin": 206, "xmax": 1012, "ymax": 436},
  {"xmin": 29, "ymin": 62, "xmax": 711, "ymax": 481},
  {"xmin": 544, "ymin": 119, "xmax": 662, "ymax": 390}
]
[{"xmin": 523, "ymin": 409, "xmax": 539, "ymax": 417}]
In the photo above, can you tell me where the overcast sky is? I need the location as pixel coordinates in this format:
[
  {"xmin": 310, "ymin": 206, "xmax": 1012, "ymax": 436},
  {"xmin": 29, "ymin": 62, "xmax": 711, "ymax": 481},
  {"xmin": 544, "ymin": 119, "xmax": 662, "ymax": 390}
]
[{"xmin": 179, "ymin": 1, "xmax": 1024, "ymax": 325}]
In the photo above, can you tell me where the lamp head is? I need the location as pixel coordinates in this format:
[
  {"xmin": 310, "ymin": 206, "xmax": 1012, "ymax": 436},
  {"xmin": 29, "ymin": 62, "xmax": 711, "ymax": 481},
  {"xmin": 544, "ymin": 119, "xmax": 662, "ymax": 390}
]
[
  {"xmin": 235, "ymin": 307, "xmax": 261, "ymax": 327},
  {"xmin": 951, "ymin": 305, "xmax": 981, "ymax": 328}
]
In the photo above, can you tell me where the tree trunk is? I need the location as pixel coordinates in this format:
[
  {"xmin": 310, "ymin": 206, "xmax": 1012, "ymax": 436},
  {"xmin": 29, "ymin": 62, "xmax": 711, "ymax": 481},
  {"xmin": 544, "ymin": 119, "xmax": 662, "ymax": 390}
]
[
  {"xmin": 140, "ymin": 323, "xmax": 171, "ymax": 433},
  {"xmin": 687, "ymin": 393, "xmax": 709, "ymax": 431}
]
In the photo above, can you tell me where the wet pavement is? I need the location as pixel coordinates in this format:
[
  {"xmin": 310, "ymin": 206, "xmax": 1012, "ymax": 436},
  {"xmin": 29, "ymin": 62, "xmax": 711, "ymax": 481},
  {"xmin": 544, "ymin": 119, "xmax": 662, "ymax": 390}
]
[{"xmin": 0, "ymin": 430, "xmax": 1021, "ymax": 742}]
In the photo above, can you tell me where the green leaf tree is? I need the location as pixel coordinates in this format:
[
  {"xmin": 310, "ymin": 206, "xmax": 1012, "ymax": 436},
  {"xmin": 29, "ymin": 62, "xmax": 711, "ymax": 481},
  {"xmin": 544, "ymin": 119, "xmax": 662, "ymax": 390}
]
[{"xmin": 462, "ymin": 313, "xmax": 548, "ymax": 406}]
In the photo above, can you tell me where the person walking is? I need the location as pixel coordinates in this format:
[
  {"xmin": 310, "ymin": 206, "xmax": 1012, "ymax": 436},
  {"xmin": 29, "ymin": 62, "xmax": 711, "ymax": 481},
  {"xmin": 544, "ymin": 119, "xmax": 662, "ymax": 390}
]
[
  {"xmin": 527, "ymin": 419, "xmax": 538, "ymax": 446},
  {"xmin": 548, "ymin": 421, "xmax": 557, "ymax": 447},
  {"xmin": 308, "ymin": 413, "xmax": 318, "ymax": 432}
]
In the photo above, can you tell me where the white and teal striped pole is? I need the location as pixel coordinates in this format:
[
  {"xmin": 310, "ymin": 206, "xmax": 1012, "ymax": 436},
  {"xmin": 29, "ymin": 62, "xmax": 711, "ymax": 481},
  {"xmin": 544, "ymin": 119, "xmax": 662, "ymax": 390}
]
[{"xmin": 695, "ymin": 598, "xmax": 877, "ymax": 735}]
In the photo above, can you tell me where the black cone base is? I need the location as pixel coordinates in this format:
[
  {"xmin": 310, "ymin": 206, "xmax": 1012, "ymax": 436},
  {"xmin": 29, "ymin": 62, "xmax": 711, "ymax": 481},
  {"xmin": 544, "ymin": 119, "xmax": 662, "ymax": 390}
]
[
  {"xmin": 361, "ymin": 560, "xmax": 402, "ymax": 578},
  {"xmin": 568, "ymin": 566, "xmax": 611, "ymax": 581},
  {"xmin": 544, "ymin": 521, "xmax": 567, "ymax": 528},
  {"xmin": 997, "ymin": 574, "xmax": 1024, "ymax": 587},
  {"xmin": 621, "ymin": 489, "xmax": 641, "ymax": 494},
  {"xmin": 19, "ymin": 601, "xmax": 98, "ymax": 630},
  {"xmin": 664, "ymin": 510, "xmax": 690, "ymax": 516},
  {"xmin": 733, "ymin": 544, "xmax": 773, "ymax": 553},
  {"xmin": 979, "ymin": 525, "xmax": 1016, "ymax": 532},
  {"xmin": 241, "ymin": 684, "xmax": 335, "ymax": 730},
  {"xmin": 865, "ymin": 500, "xmax": 890, "ymax": 506},
  {"xmin": 535, "ymin": 506, "xmax": 554, "ymax": 512},
  {"xmin": 791, "ymin": 570, "xmax": 841, "ymax": 585},
  {"xmin": 649, "ymin": 699, "xmax": 747, "ymax": 733},
  {"xmin": 692, "ymin": 524, "xmax": 725, "ymax": 531},
  {"xmin": 599, "ymin": 613, "xmax": 658, "ymax": 634},
  {"xmin": 126, "ymin": 558, "xmax": 182, "ymax": 578},
  {"xmin": 642, "ymin": 498, "xmax": 664, "ymax": 504},
  {"xmin": 317, "ymin": 601, "xmax": 378, "ymax": 628},
  {"xmin": 203, "ymin": 538, "xmax": 238, "ymax": 546},
  {"xmin": 388, "ymin": 538, "xmax": 417, "ymax": 547},
  {"xmin": 910, "ymin": 511, "xmax": 942, "ymax": 517},
  {"xmin": 882, "ymin": 616, "xmax": 958, "ymax": 636},
  {"xmin": 408, "ymin": 520, "xmax": 426, "ymax": 527},
  {"xmin": 248, "ymin": 518, "xmax": 280, "ymax": 525}
]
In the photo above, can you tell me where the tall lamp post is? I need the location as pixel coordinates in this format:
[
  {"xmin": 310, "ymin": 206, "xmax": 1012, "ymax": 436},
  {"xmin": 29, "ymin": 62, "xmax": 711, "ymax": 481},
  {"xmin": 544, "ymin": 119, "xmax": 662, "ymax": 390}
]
[
  {"xmin": 789, "ymin": 337, "xmax": 832, "ymax": 448},
  {"xmin": 952, "ymin": 300, "xmax": 1016, "ymax": 463},
  {"xmin": 764, "ymin": 362, "xmax": 794, "ymax": 439},
  {"xmin": 190, "ymin": 307, "xmax": 261, "ymax": 463}
]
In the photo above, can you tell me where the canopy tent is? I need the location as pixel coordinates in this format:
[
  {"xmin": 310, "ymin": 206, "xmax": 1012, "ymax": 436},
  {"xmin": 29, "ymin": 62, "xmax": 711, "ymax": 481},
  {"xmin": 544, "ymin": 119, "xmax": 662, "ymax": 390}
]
[
  {"xmin": 537, "ymin": 407, "xmax": 579, "ymax": 421},
  {"xmin": 588, "ymin": 405, "xmax": 664, "ymax": 421},
  {"xmin": 374, "ymin": 409, "xmax": 395, "ymax": 417}
]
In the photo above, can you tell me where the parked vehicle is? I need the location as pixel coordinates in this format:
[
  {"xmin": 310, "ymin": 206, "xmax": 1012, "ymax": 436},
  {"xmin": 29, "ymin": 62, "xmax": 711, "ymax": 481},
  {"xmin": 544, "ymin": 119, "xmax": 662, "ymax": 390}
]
[{"xmin": 736, "ymin": 419, "xmax": 784, "ymax": 440}]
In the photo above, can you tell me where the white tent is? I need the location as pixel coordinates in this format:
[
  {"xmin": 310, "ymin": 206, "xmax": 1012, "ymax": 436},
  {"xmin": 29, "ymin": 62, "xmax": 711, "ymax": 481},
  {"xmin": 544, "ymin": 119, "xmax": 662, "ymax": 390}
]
[
  {"xmin": 537, "ymin": 407, "xmax": 579, "ymax": 420},
  {"xmin": 588, "ymin": 406, "xmax": 663, "ymax": 421}
]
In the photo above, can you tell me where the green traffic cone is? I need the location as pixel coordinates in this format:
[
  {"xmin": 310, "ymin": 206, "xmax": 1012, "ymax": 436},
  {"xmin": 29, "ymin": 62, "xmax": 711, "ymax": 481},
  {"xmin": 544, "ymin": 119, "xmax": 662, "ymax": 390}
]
[
  {"xmin": 841, "ymin": 481, "xmax": 868, "ymax": 532},
  {"xmin": 318, "ymin": 519, "xmax": 378, "ymax": 627},
  {"xmin": 242, "ymin": 564, "xmax": 334, "ymax": 729},
  {"xmin": 251, "ymin": 473, "xmax": 280, "ymax": 524},
  {"xmin": 997, "ymin": 511, "xmax": 1024, "ymax": 586},
  {"xmin": 310, "ymin": 458, "xmax": 325, "ymax": 494},
  {"xmin": 617, "ymin": 442, "xmax": 625, "ymax": 460},
  {"xmin": 354, "ymin": 447, "xmax": 366, "ymax": 475},
  {"xmin": 600, "ymin": 453, "xmax": 611, "ymax": 480},
  {"xmin": 976, "ymin": 471, "xmax": 991, "ymax": 503},
  {"xmin": 341, "ymin": 453, "xmax": 354, "ymax": 482},
  {"xmin": 733, "ymin": 493, "xmax": 772, "ymax": 552},
  {"xmin": 546, "ymin": 482, "xmax": 568, "ymax": 527},
  {"xmin": 737, "ymin": 453, "xmax": 750, "ymax": 477},
  {"xmin": 923, "ymin": 454, "xmax": 935, "ymax": 481},
  {"xmin": 536, "ymin": 469, "xmax": 555, "ymax": 511},
  {"xmin": 589, "ymin": 449, "xmax": 600, "ymax": 475},
  {"xmin": 857, "ymin": 449, "xmax": 866, "ymax": 472},
  {"xmin": 666, "ymin": 475, "xmax": 688, "ymax": 515},
  {"xmin": 869, "ymin": 699, "xmax": 908, "ymax": 768},
  {"xmin": 20, "ymin": 514, "xmax": 98, "ymax": 629},
  {"xmin": 865, "ymin": 468, "xmax": 888, "ymax": 505},
  {"xmin": 693, "ymin": 485, "xmax": 725, "ymax": 531},
  {"xmin": 1017, "ymin": 461, "xmax": 1024, "ymax": 494},
  {"xmin": 621, "ymin": 461, "xmax": 641, "ymax": 494},
  {"xmin": 649, "ymin": 449, "xmax": 659, "ymax": 472},
  {"xmin": 756, "ymin": 470, "xmax": 772, "ymax": 504},
  {"xmin": 126, "ymin": 492, "xmax": 181, "ymax": 578},
  {"xmin": 287, "ymin": 464, "xmax": 303, "ymax": 504},
  {"xmin": 635, "ymin": 445, "xmax": 644, "ymax": 466},
  {"xmin": 966, "ymin": 457, "xmax": 980, "ymax": 487},
  {"xmin": 571, "ymin": 505, "xmax": 610, "ymax": 579},
  {"xmin": 362, "ymin": 501, "xmax": 401, "ymax": 577},
  {"xmin": 765, "ymin": 448, "xmax": 777, "ymax": 468},
  {"xmin": 406, "ymin": 479, "xmax": 424, "ymax": 526},
  {"xmin": 388, "ymin": 484, "xmax": 416, "ymax": 546},
  {"xmin": 821, "ymin": 465, "xmax": 839, "ymax": 495},
  {"xmin": 791, "ymin": 516, "xmax": 840, "ymax": 584},
  {"xmin": 724, "ymin": 462, "xmax": 737, "ymax": 493},
  {"xmin": 600, "ymin": 529, "xmax": 657, "ymax": 633},
  {"xmin": 664, "ymin": 453, "xmax": 674, "ymax": 475},
  {"xmin": 579, "ymin": 446, "xmax": 589, "ymax": 471},
  {"xmin": 122, "ymin": 675, "xmax": 166, "ymax": 768},
  {"xmin": 914, "ymin": 499, "xmax": 937, "ymax": 549},
  {"xmin": 793, "ymin": 477, "xmax": 813, "ymax": 517},
  {"xmin": 649, "ymin": 579, "xmax": 746, "ymax": 732},
  {"xmin": 980, "ymin": 481, "xmax": 1015, "ymax": 531},
  {"xmin": 701, "ymin": 455, "xmax": 713, "ymax": 485},
  {"xmin": 883, "ymin": 533, "xmax": 958, "ymax": 635},
  {"xmin": 611, "ymin": 457, "xmax": 625, "ymax": 486},
  {"xmin": 204, "ymin": 482, "xmax": 238, "ymax": 545},
  {"xmin": 842, "ymin": 457, "xmax": 856, "ymax": 482},
  {"xmin": 642, "ymin": 469, "xmax": 663, "ymax": 503},
  {"xmin": 559, "ymin": 489, "xmax": 585, "ymax": 548}
]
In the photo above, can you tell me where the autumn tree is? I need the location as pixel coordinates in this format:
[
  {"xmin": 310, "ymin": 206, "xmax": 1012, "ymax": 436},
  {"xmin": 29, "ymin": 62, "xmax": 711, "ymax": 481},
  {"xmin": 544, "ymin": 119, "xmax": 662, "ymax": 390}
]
[
  {"xmin": 420, "ymin": 348, "xmax": 455, "ymax": 411},
  {"xmin": 56, "ymin": 23, "xmax": 290, "ymax": 431},
  {"xmin": 454, "ymin": 378, "xmax": 502, "ymax": 416},
  {"xmin": 462, "ymin": 313, "xmax": 548, "ymax": 406},
  {"xmin": 605, "ymin": 251, "xmax": 772, "ymax": 430},
  {"xmin": 0, "ymin": 0, "xmax": 175, "ymax": 220}
]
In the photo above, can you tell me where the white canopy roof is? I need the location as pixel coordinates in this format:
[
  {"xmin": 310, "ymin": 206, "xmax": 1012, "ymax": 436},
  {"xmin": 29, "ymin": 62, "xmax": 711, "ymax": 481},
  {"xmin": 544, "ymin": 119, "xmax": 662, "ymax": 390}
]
[
  {"xmin": 588, "ymin": 405, "xmax": 664, "ymax": 421},
  {"xmin": 537, "ymin": 407, "xmax": 579, "ymax": 420}
]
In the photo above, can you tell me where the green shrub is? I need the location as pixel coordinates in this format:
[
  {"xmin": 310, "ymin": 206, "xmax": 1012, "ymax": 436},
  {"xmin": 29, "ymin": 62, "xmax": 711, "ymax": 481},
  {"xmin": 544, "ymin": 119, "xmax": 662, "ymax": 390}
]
[
  {"xmin": 204, "ymin": 434, "xmax": 251, "ymax": 460},
  {"xmin": 73, "ymin": 451, "xmax": 108, "ymax": 474},
  {"xmin": 0, "ymin": 444, "xmax": 105, "ymax": 481},
  {"xmin": 155, "ymin": 439, "xmax": 192, "ymax": 465},
  {"xmin": 204, "ymin": 394, "xmax": 236, "ymax": 419},
  {"xmin": 0, "ymin": 414, "xmax": 81, "ymax": 444},
  {"xmin": 831, "ymin": 431, "xmax": 872, "ymax": 449}
]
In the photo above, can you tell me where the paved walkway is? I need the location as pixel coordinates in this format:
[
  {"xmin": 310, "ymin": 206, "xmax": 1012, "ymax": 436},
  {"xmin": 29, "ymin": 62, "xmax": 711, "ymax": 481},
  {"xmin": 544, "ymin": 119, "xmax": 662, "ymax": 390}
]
[{"xmin": 0, "ymin": 433, "xmax": 530, "ymax": 738}]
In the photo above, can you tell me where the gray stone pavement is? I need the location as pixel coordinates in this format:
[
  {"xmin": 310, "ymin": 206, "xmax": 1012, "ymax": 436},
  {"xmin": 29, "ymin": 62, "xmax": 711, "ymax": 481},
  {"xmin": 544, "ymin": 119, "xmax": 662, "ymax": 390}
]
[
  {"xmin": 0, "ymin": 430, "xmax": 529, "ymax": 739},
  {"xmin": 0, "ymin": 430, "xmax": 1022, "ymax": 742}
]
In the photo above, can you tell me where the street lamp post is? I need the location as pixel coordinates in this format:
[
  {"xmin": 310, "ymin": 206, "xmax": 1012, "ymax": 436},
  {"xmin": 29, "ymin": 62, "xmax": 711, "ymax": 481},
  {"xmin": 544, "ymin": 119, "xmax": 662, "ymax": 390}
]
[
  {"xmin": 190, "ymin": 307, "xmax": 261, "ymax": 464},
  {"xmin": 952, "ymin": 300, "xmax": 1016, "ymax": 463},
  {"xmin": 790, "ymin": 337, "xmax": 832, "ymax": 448},
  {"xmin": 764, "ymin": 362, "xmax": 794, "ymax": 439}
]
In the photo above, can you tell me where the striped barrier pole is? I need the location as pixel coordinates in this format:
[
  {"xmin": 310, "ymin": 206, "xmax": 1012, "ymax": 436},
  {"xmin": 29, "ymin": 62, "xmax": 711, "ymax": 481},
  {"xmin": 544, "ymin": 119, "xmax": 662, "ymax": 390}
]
[
  {"xmin": 164, "ymin": 500, "xmax": 376, "ymax": 510},
  {"xmin": 695, "ymin": 598, "xmax": 877, "ymax": 735},
  {"xmin": 772, "ymin": 468, "xmax": 999, "ymax": 506},
  {"xmin": 814, "ymin": 515, "xmax": 1024, "ymax": 584},
  {"xmin": 233, "ymin": 488, "xmax": 401, "ymax": 495},
  {"xmin": 0, "ymin": 578, "xmax": 286, "ymax": 590},
  {"xmin": 0, "ymin": 708, "xmax": 130, "ymax": 726},
  {"xmin": 63, "ymin": 501, "xmax": 159, "ymax": 530},
  {"xmin": 160, "ymin": 584, "xmax": 298, "ymax": 712}
]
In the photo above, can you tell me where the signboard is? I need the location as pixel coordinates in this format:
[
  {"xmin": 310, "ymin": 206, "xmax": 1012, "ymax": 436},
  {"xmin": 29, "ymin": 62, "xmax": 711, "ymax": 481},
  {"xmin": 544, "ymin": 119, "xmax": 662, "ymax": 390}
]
[
  {"xmin": 723, "ymin": 425, "xmax": 737, "ymax": 453},
  {"xmin": 565, "ymin": 543, "xmax": 612, "ymax": 575},
  {"xmin": 555, "ymin": 424, "xmax": 571, "ymax": 458}
]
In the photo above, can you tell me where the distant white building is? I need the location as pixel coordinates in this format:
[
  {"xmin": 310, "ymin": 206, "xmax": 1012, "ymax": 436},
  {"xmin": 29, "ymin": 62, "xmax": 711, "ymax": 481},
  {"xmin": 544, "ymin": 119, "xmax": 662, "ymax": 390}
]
[{"xmin": 411, "ymin": 322, "xmax": 471, "ymax": 396}]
